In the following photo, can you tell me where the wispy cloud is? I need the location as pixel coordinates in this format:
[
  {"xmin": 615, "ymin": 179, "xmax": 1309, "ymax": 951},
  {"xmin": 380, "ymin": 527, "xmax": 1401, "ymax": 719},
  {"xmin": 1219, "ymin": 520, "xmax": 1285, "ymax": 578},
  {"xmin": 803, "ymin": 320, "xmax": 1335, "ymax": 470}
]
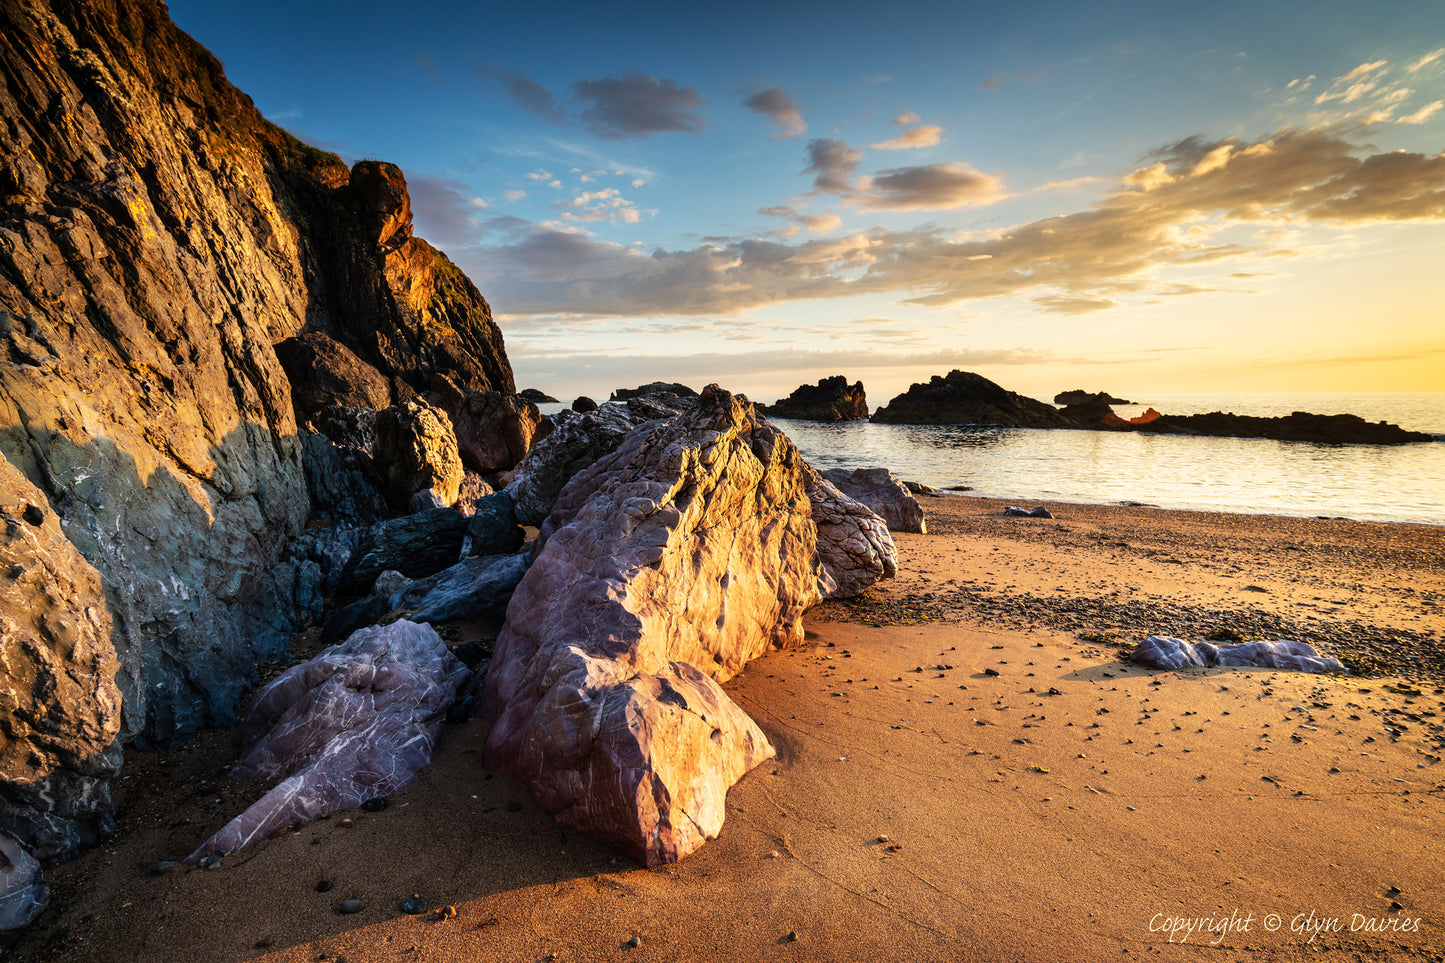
[
  {"xmin": 475, "ymin": 63, "xmax": 566, "ymax": 122},
  {"xmin": 872, "ymin": 124, "xmax": 944, "ymax": 150},
  {"xmin": 743, "ymin": 87, "xmax": 807, "ymax": 138}
]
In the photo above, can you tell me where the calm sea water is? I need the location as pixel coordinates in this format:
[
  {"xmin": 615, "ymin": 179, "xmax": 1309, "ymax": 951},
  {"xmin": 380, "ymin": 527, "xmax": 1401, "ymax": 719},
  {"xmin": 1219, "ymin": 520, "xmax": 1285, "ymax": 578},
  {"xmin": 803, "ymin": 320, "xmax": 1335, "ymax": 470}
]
[
  {"xmin": 775, "ymin": 393, "xmax": 1445, "ymax": 527},
  {"xmin": 541, "ymin": 393, "xmax": 1445, "ymax": 526}
]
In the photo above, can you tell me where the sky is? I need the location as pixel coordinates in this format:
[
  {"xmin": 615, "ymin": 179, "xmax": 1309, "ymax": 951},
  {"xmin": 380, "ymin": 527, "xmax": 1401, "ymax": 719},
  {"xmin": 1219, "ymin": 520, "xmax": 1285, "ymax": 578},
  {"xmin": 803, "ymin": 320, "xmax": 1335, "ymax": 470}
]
[{"xmin": 166, "ymin": 0, "xmax": 1445, "ymax": 404}]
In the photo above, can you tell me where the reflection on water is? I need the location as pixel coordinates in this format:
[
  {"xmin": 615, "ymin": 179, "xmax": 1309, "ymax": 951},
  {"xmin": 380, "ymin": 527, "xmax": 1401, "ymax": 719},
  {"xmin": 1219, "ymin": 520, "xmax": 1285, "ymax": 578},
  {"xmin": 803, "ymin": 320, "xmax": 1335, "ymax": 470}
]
[
  {"xmin": 533, "ymin": 396, "xmax": 1445, "ymax": 525},
  {"xmin": 774, "ymin": 419, "xmax": 1445, "ymax": 527}
]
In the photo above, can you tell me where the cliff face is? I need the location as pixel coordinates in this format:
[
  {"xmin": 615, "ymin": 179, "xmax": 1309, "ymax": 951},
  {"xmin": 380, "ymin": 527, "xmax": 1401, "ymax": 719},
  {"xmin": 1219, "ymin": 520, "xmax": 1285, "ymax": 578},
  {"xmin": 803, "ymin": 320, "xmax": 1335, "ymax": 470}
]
[{"xmin": 0, "ymin": 0, "xmax": 513, "ymax": 859}]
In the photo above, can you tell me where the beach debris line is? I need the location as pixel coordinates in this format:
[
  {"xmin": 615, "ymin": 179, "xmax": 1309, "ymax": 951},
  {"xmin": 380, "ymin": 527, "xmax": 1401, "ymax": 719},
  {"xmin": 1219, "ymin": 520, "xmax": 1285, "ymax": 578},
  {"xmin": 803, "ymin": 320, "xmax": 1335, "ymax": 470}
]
[
  {"xmin": 1131, "ymin": 636, "xmax": 1346, "ymax": 674},
  {"xmin": 479, "ymin": 386, "xmax": 897, "ymax": 866},
  {"xmin": 184, "ymin": 621, "xmax": 470, "ymax": 864}
]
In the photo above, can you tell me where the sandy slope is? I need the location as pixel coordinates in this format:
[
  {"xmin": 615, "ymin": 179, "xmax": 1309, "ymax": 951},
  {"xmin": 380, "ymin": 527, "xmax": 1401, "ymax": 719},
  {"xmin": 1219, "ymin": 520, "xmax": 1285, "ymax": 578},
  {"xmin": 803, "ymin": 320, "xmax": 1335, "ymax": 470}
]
[{"xmin": 13, "ymin": 497, "xmax": 1443, "ymax": 962}]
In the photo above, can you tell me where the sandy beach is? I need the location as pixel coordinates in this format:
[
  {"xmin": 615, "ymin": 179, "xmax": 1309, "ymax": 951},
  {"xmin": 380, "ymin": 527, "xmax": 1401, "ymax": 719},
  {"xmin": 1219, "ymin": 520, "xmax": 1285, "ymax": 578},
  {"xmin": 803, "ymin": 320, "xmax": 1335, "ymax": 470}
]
[{"xmin": 11, "ymin": 496, "xmax": 1443, "ymax": 963}]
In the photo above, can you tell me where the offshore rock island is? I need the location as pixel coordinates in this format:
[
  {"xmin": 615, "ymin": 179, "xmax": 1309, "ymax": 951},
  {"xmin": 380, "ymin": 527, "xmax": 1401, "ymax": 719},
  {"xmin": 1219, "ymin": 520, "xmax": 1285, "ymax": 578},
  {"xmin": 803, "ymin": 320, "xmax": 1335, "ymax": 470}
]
[{"xmin": 868, "ymin": 370, "xmax": 1435, "ymax": 445}]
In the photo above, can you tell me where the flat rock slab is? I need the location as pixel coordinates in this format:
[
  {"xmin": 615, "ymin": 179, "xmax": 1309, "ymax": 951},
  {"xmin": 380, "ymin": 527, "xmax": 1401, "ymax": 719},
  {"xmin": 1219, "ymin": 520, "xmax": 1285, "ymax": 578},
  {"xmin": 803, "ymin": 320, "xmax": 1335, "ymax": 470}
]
[
  {"xmin": 481, "ymin": 386, "xmax": 895, "ymax": 866},
  {"xmin": 1132, "ymin": 635, "xmax": 1345, "ymax": 673},
  {"xmin": 185, "ymin": 621, "xmax": 469, "ymax": 863}
]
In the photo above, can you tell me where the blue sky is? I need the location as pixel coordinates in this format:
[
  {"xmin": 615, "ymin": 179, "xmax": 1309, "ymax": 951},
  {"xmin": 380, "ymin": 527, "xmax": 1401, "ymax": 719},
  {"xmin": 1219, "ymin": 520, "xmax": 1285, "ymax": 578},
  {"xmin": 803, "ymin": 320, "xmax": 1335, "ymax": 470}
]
[{"xmin": 168, "ymin": 0, "xmax": 1445, "ymax": 403}]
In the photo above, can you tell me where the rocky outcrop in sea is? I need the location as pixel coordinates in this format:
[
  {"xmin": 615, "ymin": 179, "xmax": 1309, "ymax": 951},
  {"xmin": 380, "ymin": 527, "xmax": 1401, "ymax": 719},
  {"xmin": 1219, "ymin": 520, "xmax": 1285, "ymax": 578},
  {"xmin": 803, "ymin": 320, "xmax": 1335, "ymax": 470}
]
[
  {"xmin": 871, "ymin": 370, "xmax": 1070, "ymax": 428},
  {"xmin": 760, "ymin": 375, "xmax": 869, "ymax": 422}
]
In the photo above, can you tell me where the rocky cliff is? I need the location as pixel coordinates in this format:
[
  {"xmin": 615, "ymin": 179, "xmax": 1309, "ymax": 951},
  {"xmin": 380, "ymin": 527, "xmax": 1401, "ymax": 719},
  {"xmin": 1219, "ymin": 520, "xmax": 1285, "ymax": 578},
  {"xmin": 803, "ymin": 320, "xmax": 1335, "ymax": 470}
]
[{"xmin": 0, "ymin": 0, "xmax": 513, "ymax": 861}]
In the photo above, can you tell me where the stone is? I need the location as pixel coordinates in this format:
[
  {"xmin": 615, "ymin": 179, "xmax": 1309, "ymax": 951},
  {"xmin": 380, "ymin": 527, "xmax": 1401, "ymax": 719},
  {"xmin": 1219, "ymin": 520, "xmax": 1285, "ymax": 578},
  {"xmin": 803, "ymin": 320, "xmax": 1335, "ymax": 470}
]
[
  {"xmin": 760, "ymin": 376, "xmax": 868, "ymax": 422},
  {"xmin": 373, "ymin": 399, "xmax": 464, "ymax": 510},
  {"xmin": 1004, "ymin": 506, "xmax": 1054, "ymax": 518},
  {"xmin": 1131, "ymin": 636, "xmax": 1346, "ymax": 674},
  {"xmin": 821, "ymin": 467, "xmax": 925, "ymax": 533},
  {"xmin": 391, "ymin": 554, "xmax": 530, "ymax": 625},
  {"xmin": 338, "ymin": 899, "xmax": 366, "ymax": 914},
  {"xmin": 430, "ymin": 387, "xmax": 541, "ymax": 474},
  {"xmin": 804, "ymin": 471, "xmax": 899, "ymax": 598},
  {"xmin": 518, "ymin": 389, "xmax": 558, "ymax": 403},
  {"xmin": 453, "ymin": 474, "xmax": 496, "ymax": 516},
  {"xmin": 870, "ymin": 371, "xmax": 1070, "ymax": 428},
  {"xmin": 571, "ymin": 396, "xmax": 598, "ymax": 413},
  {"xmin": 185, "ymin": 621, "xmax": 470, "ymax": 863},
  {"xmin": 319, "ymin": 594, "xmax": 391, "ymax": 648},
  {"xmin": 0, "ymin": 832, "xmax": 48, "ymax": 932},
  {"xmin": 461, "ymin": 492, "xmax": 525, "ymax": 558},
  {"xmin": 480, "ymin": 386, "xmax": 895, "ymax": 866},
  {"xmin": 0, "ymin": 463, "xmax": 123, "ymax": 860},
  {"xmin": 276, "ymin": 332, "xmax": 393, "ymax": 424},
  {"xmin": 503, "ymin": 403, "xmax": 668, "ymax": 526},
  {"xmin": 372, "ymin": 570, "xmax": 412, "ymax": 600},
  {"xmin": 336, "ymin": 509, "xmax": 470, "ymax": 592}
]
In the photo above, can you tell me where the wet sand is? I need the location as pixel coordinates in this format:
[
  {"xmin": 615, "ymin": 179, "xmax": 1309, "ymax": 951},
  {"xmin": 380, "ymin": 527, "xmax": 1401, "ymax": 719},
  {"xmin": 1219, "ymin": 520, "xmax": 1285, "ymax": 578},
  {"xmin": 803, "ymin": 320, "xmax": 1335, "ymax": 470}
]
[{"xmin": 13, "ymin": 496, "xmax": 1444, "ymax": 962}]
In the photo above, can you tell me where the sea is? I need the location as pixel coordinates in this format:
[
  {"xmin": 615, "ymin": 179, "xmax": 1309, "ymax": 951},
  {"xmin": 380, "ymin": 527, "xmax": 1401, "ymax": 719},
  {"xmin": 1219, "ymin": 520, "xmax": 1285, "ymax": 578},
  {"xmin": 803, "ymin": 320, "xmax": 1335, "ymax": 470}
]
[{"xmin": 538, "ymin": 393, "xmax": 1445, "ymax": 527}]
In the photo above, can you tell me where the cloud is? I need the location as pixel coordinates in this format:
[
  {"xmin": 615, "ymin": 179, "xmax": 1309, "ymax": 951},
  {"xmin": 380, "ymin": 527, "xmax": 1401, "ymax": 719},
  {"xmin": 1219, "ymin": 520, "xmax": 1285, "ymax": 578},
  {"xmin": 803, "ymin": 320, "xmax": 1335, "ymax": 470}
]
[
  {"xmin": 407, "ymin": 174, "xmax": 491, "ymax": 248},
  {"xmin": 475, "ymin": 64, "xmax": 566, "ymax": 122},
  {"xmin": 557, "ymin": 187, "xmax": 646, "ymax": 224},
  {"xmin": 759, "ymin": 205, "xmax": 843, "ymax": 235},
  {"xmin": 1314, "ymin": 60, "xmax": 1389, "ymax": 105},
  {"xmin": 572, "ymin": 71, "xmax": 706, "ymax": 139},
  {"xmin": 872, "ymin": 125, "xmax": 944, "ymax": 150},
  {"xmin": 743, "ymin": 87, "xmax": 806, "ymax": 138},
  {"xmin": 852, "ymin": 162, "xmax": 1004, "ymax": 210},
  {"xmin": 893, "ymin": 111, "xmax": 920, "ymax": 125},
  {"xmin": 1399, "ymin": 100, "xmax": 1444, "ymax": 124},
  {"xmin": 1407, "ymin": 49, "xmax": 1444, "ymax": 73},
  {"xmin": 1032, "ymin": 294, "xmax": 1119, "ymax": 315},
  {"xmin": 462, "ymin": 127, "xmax": 1445, "ymax": 320},
  {"xmin": 805, "ymin": 138, "xmax": 863, "ymax": 193}
]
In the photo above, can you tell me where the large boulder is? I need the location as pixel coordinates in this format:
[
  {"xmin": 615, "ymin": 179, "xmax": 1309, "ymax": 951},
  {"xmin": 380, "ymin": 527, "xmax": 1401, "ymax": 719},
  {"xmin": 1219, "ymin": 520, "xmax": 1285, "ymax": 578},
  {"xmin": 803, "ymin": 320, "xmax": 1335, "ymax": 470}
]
[
  {"xmin": 0, "ymin": 832, "xmax": 47, "ymax": 932},
  {"xmin": 761, "ymin": 375, "xmax": 868, "ymax": 422},
  {"xmin": 1132, "ymin": 636, "xmax": 1345, "ymax": 673},
  {"xmin": 275, "ymin": 331, "xmax": 393, "ymax": 424},
  {"xmin": 391, "ymin": 554, "xmax": 529, "ymax": 625},
  {"xmin": 871, "ymin": 370, "xmax": 1069, "ymax": 427},
  {"xmin": 373, "ymin": 399, "xmax": 463, "ymax": 510},
  {"xmin": 0, "ymin": 462, "xmax": 123, "ymax": 861},
  {"xmin": 336, "ymin": 508, "xmax": 469, "ymax": 592},
  {"xmin": 480, "ymin": 386, "xmax": 895, "ymax": 866},
  {"xmin": 186, "ymin": 621, "xmax": 469, "ymax": 863},
  {"xmin": 821, "ymin": 467, "xmax": 926, "ymax": 534},
  {"xmin": 502, "ymin": 401, "xmax": 674, "ymax": 526},
  {"xmin": 428, "ymin": 381, "xmax": 541, "ymax": 474}
]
